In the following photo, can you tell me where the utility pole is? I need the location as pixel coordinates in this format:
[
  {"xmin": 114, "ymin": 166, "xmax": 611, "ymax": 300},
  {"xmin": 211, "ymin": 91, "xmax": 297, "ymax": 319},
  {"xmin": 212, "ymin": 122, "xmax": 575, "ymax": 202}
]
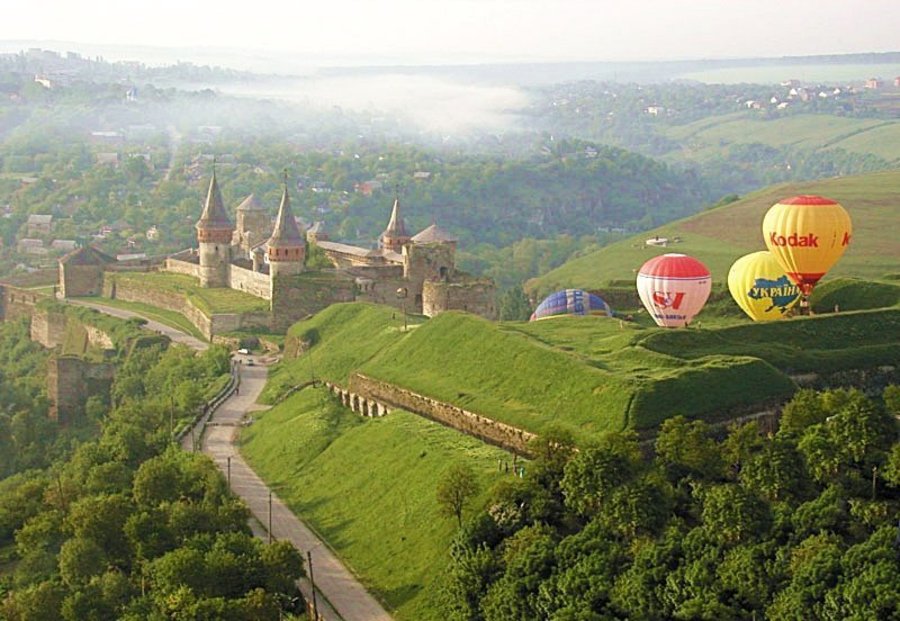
[
  {"xmin": 226, "ymin": 456, "xmax": 231, "ymax": 487},
  {"xmin": 308, "ymin": 550, "xmax": 318, "ymax": 619},
  {"xmin": 268, "ymin": 491, "xmax": 273, "ymax": 544}
]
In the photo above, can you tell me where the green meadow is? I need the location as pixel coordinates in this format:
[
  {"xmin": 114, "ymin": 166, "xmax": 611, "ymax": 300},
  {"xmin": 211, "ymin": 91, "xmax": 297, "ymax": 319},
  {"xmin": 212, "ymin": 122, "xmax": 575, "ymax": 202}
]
[
  {"xmin": 263, "ymin": 300, "xmax": 898, "ymax": 439},
  {"xmin": 240, "ymin": 388, "xmax": 512, "ymax": 620}
]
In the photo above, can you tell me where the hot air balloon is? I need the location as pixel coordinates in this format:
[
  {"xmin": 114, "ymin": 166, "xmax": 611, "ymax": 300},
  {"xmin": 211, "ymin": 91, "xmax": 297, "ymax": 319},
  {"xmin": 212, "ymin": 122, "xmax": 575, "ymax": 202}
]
[
  {"xmin": 529, "ymin": 289, "xmax": 613, "ymax": 321},
  {"xmin": 762, "ymin": 195, "xmax": 852, "ymax": 299},
  {"xmin": 728, "ymin": 251, "xmax": 801, "ymax": 321},
  {"xmin": 636, "ymin": 253, "xmax": 711, "ymax": 328}
]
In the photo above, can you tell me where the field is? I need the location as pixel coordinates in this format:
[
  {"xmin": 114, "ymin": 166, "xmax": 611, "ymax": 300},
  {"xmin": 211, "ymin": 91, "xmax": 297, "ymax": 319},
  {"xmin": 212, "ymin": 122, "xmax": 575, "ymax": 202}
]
[
  {"xmin": 108, "ymin": 271, "xmax": 269, "ymax": 315},
  {"xmin": 240, "ymin": 388, "xmax": 512, "ymax": 620},
  {"xmin": 665, "ymin": 114, "xmax": 897, "ymax": 161},
  {"xmin": 527, "ymin": 170, "xmax": 900, "ymax": 296}
]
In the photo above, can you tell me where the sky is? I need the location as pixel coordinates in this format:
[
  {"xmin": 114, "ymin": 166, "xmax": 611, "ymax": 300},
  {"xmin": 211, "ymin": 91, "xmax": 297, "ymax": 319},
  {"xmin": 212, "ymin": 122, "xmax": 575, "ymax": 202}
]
[{"xmin": 1, "ymin": 0, "xmax": 898, "ymax": 67}]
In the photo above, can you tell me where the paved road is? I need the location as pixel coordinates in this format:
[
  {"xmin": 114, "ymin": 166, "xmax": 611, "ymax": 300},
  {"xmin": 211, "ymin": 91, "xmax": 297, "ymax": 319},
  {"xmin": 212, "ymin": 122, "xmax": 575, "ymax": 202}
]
[{"xmin": 200, "ymin": 357, "xmax": 393, "ymax": 621}]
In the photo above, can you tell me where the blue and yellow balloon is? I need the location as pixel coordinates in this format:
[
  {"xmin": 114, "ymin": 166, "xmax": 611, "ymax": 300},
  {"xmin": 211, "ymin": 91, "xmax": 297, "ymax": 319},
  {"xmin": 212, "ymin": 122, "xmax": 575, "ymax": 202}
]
[{"xmin": 727, "ymin": 251, "xmax": 801, "ymax": 321}]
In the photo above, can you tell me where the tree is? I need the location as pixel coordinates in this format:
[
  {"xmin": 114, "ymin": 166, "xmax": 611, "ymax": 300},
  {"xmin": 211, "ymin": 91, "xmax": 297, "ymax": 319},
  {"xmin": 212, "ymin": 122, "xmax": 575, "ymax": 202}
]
[
  {"xmin": 58, "ymin": 537, "xmax": 107, "ymax": 587},
  {"xmin": 655, "ymin": 416, "xmax": 724, "ymax": 481},
  {"xmin": 561, "ymin": 431, "xmax": 641, "ymax": 518},
  {"xmin": 437, "ymin": 463, "xmax": 481, "ymax": 527},
  {"xmin": 498, "ymin": 287, "xmax": 532, "ymax": 321}
]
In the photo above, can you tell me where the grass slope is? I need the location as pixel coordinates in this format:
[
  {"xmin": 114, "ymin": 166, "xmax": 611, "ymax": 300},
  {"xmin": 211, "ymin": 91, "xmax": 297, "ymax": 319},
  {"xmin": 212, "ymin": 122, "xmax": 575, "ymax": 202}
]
[
  {"xmin": 527, "ymin": 170, "xmax": 900, "ymax": 296},
  {"xmin": 240, "ymin": 388, "xmax": 511, "ymax": 621},
  {"xmin": 268, "ymin": 303, "xmax": 811, "ymax": 436}
]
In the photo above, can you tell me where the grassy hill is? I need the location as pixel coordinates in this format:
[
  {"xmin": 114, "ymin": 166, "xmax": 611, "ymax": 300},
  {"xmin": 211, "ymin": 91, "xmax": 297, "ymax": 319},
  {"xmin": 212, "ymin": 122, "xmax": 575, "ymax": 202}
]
[
  {"xmin": 264, "ymin": 302, "xmax": 899, "ymax": 439},
  {"xmin": 526, "ymin": 169, "xmax": 900, "ymax": 297},
  {"xmin": 240, "ymin": 388, "xmax": 511, "ymax": 621}
]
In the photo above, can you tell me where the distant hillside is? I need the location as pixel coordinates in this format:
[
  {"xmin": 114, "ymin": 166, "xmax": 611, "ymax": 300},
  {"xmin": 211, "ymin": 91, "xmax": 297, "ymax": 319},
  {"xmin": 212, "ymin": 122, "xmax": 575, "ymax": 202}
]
[{"xmin": 526, "ymin": 169, "xmax": 900, "ymax": 297}]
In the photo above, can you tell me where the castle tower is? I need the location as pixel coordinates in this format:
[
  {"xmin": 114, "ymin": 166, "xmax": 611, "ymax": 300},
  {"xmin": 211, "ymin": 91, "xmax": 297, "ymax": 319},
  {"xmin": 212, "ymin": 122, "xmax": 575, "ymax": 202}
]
[
  {"xmin": 233, "ymin": 194, "xmax": 270, "ymax": 252},
  {"xmin": 379, "ymin": 197, "xmax": 411, "ymax": 253},
  {"xmin": 266, "ymin": 179, "xmax": 306, "ymax": 279},
  {"xmin": 196, "ymin": 170, "xmax": 234, "ymax": 288}
]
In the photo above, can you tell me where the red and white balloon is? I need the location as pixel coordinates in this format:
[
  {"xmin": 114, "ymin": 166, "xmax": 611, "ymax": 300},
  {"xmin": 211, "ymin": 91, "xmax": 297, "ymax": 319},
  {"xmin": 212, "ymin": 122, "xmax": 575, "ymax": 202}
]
[{"xmin": 636, "ymin": 253, "xmax": 712, "ymax": 328}]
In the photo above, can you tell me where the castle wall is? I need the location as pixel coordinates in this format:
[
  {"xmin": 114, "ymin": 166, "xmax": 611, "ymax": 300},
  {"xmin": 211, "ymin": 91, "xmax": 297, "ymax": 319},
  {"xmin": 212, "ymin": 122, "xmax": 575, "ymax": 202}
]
[
  {"xmin": 208, "ymin": 311, "xmax": 273, "ymax": 334},
  {"xmin": 165, "ymin": 257, "xmax": 202, "ymax": 279},
  {"xmin": 347, "ymin": 373, "xmax": 535, "ymax": 455},
  {"xmin": 0, "ymin": 285, "xmax": 49, "ymax": 322},
  {"xmin": 354, "ymin": 275, "xmax": 411, "ymax": 310},
  {"xmin": 423, "ymin": 279, "xmax": 497, "ymax": 320},
  {"xmin": 105, "ymin": 273, "xmax": 272, "ymax": 339},
  {"xmin": 30, "ymin": 307, "xmax": 68, "ymax": 348},
  {"xmin": 229, "ymin": 264, "xmax": 271, "ymax": 301},
  {"xmin": 48, "ymin": 356, "xmax": 115, "ymax": 424},
  {"xmin": 270, "ymin": 271, "xmax": 356, "ymax": 331},
  {"xmin": 59, "ymin": 263, "xmax": 104, "ymax": 298}
]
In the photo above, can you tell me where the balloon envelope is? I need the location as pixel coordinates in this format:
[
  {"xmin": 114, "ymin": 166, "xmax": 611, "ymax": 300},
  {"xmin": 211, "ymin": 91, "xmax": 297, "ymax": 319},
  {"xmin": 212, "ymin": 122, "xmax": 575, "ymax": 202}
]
[
  {"xmin": 636, "ymin": 253, "xmax": 711, "ymax": 328},
  {"xmin": 529, "ymin": 289, "xmax": 613, "ymax": 321},
  {"xmin": 728, "ymin": 251, "xmax": 801, "ymax": 321},
  {"xmin": 762, "ymin": 195, "xmax": 852, "ymax": 295}
]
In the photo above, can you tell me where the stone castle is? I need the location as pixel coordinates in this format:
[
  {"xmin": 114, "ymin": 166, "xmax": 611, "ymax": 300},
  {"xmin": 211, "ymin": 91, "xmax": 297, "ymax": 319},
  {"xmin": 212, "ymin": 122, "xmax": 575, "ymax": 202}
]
[{"xmin": 58, "ymin": 171, "xmax": 496, "ymax": 334}]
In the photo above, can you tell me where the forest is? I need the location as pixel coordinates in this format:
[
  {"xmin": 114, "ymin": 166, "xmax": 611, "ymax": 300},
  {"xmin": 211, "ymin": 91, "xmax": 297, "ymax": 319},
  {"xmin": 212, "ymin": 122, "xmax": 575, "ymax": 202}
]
[
  {"xmin": 0, "ymin": 320, "xmax": 306, "ymax": 620},
  {"xmin": 440, "ymin": 387, "xmax": 900, "ymax": 620}
]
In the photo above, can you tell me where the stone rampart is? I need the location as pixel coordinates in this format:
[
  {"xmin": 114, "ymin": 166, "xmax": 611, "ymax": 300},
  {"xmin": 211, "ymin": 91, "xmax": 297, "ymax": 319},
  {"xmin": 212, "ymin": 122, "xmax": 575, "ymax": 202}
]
[
  {"xmin": 48, "ymin": 356, "xmax": 116, "ymax": 424},
  {"xmin": 30, "ymin": 307, "xmax": 68, "ymax": 348},
  {"xmin": 229, "ymin": 264, "xmax": 272, "ymax": 300},
  {"xmin": 423, "ymin": 279, "xmax": 496, "ymax": 319},
  {"xmin": 104, "ymin": 273, "xmax": 273, "ymax": 339},
  {"xmin": 0, "ymin": 285, "xmax": 51, "ymax": 322},
  {"xmin": 270, "ymin": 272, "xmax": 355, "ymax": 331},
  {"xmin": 347, "ymin": 373, "xmax": 535, "ymax": 455},
  {"xmin": 164, "ymin": 257, "xmax": 201, "ymax": 278}
]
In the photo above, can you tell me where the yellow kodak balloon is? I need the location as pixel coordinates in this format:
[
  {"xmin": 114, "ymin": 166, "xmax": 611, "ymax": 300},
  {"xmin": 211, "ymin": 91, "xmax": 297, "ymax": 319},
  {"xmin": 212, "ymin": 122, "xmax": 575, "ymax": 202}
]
[
  {"xmin": 762, "ymin": 195, "xmax": 852, "ymax": 296},
  {"xmin": 728, "ymin": 251, "xmax": 801, "ymax": 321}
]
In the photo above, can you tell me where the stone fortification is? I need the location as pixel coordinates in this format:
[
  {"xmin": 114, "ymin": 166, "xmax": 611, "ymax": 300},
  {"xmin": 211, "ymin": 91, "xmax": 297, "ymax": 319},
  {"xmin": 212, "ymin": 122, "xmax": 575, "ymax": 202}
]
[
  {"xmin": 423, "ymin": 278, "xmax": 497, "ymax": 319},
  {"xmin": 270, "ymin": 271, "xmax": 356, "ymax": 331},
  {"xmin": 164, "ymin": 256, "xmax": 202, "ymax": 278},
  {"xmin": 0, "ymin": 285, "xmax": 51, "ymax": 322},
  {"xmin": 347, "ymin": 373, "xmax": 536, "ymax": 455},
  {"xmin": 30, "ymin": 307, "xmax": 68, "ymax": 348},
  {"xmin": 104, "ymin": 273, "xmax": 273, "ymax": 339},
  {"xmin": 48, "ymin": 356, "xmax": 116, "ymax": 424},
  {"xmin": 229, "ymin": 264, "xmax": 272, "ymax": 300}
]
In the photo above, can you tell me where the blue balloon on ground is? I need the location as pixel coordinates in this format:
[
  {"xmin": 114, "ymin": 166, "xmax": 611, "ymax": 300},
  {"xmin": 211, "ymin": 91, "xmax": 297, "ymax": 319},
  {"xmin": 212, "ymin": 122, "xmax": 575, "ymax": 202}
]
[{"xmin": 529, "ymin": 289, "xmax": 613, "ymax": 321}]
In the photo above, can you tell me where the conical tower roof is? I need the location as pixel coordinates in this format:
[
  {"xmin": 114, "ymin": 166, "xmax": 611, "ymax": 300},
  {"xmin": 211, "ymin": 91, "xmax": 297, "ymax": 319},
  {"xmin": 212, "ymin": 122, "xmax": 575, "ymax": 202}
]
[
  {"xmin": 381, "ymin": 197, "xmax": 409, "ymax": 240},
  {"xmin": 196, "ymin": 171, "xmax": 233, "ymax": 231},
  {"xmin": 267, "ymin": 182, "xmax": 305, "ymax": 249}
]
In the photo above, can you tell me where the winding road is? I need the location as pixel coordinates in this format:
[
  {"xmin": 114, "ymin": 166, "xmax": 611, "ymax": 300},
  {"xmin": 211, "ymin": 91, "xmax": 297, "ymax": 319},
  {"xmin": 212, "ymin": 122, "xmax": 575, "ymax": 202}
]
[{"xmin": 70, "ymin": 300, "xmax": 392, "ymax": 621}]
